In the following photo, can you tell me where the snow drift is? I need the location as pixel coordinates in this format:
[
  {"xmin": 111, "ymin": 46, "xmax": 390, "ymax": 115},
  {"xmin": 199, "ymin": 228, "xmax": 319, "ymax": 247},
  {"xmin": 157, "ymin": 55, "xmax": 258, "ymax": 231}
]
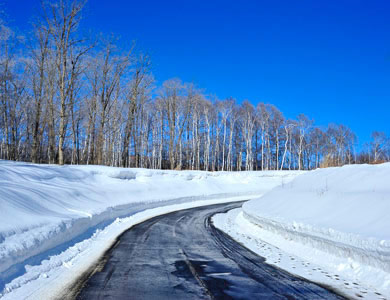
[
  {"xmin": 242, "ymin": 163, "xmax": 390, "ymax": 294},
  {"xmin": 0, "ymin": 160, "xmax": 299, "ymax": 294}
]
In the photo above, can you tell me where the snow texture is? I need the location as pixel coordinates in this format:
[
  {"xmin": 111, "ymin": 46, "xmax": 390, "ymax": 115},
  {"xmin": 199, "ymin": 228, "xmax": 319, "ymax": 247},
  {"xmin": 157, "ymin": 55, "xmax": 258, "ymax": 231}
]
[
  {"xmin": 213, "ymin": 209, "xmax": 388, "ymax": 300},
  {"xmin": 0, "ymin": 160, "xmax": 299, "ymax": 298},
  {"xmin": 220, "ymin": 163, "xmax": 390, "ymax": 298}
]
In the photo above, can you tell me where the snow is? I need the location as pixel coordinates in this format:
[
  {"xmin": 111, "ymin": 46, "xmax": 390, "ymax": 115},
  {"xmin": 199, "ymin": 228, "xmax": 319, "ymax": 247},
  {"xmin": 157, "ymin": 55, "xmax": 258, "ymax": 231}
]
[
  {"xmin": 213, "ymin": 209, "xmax": 387, "ymax": 300},
  {"xmin": 0, "ymin": 160, "xmax": 299, "ymax": 298},
  {"xmin": 214, "ymin": 163, "xmax": 390, "ymax": 299}
]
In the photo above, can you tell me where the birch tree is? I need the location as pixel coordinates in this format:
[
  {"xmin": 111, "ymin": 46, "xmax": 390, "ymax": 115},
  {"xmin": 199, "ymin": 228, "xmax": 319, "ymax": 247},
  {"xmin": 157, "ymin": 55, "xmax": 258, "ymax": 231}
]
[{"xmin": 44, "ymin": 0, "xmax": 91, "ymax": 165}]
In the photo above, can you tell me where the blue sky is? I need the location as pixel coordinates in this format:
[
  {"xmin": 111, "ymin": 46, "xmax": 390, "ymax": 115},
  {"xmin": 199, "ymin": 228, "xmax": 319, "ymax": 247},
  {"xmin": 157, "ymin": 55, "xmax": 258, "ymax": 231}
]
[{"xmin": 2, "ymin": 0, "xmax": 390, "ymax": 145}]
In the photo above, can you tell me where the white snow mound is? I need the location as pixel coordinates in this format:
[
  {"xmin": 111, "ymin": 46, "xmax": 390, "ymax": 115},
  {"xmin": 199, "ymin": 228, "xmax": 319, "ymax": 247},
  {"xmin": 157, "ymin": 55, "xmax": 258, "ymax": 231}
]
[{"xmin": 243, "ymin": 163, "xmax": 390, "ymax": 293}]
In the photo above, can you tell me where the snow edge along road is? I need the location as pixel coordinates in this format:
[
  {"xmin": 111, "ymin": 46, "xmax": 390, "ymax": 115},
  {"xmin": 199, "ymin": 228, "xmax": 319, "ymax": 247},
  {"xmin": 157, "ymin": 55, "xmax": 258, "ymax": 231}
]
[
  {"xmin": 0, "ymin": 195, "xmax": 259, "ymax": 300},
  {"xmin": 213, "ymin": 208, "xmax": 390, "ymax": 300}
]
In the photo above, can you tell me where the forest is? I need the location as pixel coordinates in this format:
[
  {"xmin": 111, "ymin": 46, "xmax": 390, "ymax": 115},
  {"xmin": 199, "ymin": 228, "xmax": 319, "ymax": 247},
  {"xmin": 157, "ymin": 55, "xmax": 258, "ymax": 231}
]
[{"xmin": 1, "ymin": 0, "xmax": 389, "ymax": 171}]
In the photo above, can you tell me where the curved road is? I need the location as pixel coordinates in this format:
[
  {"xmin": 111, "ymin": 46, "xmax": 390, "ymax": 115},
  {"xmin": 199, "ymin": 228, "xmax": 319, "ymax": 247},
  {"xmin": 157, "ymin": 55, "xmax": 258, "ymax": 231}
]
[{"xmin": 75, "ymin": 202, "xmax": 344, "ymax": 300}]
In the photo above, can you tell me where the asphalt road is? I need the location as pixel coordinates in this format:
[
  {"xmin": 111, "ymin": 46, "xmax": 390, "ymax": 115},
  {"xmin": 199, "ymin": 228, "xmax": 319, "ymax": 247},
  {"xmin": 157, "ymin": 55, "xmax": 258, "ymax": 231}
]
[{"xmin": 75, "ymin": 202, "xmax": 345, "ymax": 300}]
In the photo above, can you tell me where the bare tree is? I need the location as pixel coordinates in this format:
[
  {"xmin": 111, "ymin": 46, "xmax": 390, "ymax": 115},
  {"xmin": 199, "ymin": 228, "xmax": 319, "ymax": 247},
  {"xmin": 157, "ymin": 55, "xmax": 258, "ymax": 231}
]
[
  {"xmin": 370, "ymin": 131, "xmax": 387, "ymax": 163},
  {"xmin": 296, "ymin": 114, "xmax": 312, "ymax": 170},
  {"xmin": 28, "ymin": 21, "xmax": 51, "ymax": 163},
  {"xmin": 122, "ymin": 54, "xmax": 150, "ymax": 167},
  {"xmin": 240, "ymin": 101, "xmax": 255, "ymax": 170},
  {"xmin": 91, "ymin": 39, "xmax": 129, "ymax": 165},
  {"xmin": 43, "ymin": 0, "xmax": 91, "ymax": 165}
]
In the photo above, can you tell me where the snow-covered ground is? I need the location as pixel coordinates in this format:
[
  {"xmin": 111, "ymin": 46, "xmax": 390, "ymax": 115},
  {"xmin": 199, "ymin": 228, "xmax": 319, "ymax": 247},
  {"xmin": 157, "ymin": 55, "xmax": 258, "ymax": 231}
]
[
  {"xmin": 213, "ymin": 163, "xmax": 390, "ymax": 299},
  {"xmin": 0, "ymin": 160, "xmax": 300, "ymax": 299}
]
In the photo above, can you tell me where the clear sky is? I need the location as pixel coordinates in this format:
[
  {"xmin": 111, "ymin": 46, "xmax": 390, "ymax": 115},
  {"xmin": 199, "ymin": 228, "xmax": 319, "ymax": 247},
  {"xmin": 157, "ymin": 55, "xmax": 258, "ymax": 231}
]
[{"xmin": 2, "ymin": 0, "xmax": 390, "ymax": 145}]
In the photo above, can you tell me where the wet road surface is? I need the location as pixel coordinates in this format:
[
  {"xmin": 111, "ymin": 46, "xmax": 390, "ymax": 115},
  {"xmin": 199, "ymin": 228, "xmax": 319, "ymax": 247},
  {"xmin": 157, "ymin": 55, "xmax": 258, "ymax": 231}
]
[{"xmin": 75, "ymin": 202, "xmax": 345, "ymax": 299}]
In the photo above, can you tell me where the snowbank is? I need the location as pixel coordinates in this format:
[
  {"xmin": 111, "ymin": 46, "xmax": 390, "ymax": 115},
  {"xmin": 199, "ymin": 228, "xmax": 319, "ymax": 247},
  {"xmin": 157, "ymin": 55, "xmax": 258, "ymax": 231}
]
[
  {"xmin": 213, "ymin": 208, "xmax": 387, "ymax": 299},
  {"xmin": 242, "ymin": 163, "xmax": 390, "ymax": 296},
  {"xmin": 0, "ymin": 160, "xmax": 300, "ymax": 296}
]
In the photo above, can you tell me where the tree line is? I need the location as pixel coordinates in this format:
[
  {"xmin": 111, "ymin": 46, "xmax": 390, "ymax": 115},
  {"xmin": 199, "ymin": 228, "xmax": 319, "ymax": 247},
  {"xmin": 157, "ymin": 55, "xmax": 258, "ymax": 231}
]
[{"xmin": 1, "ymin": 0, "xmax": 389, "ymax": 170}]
